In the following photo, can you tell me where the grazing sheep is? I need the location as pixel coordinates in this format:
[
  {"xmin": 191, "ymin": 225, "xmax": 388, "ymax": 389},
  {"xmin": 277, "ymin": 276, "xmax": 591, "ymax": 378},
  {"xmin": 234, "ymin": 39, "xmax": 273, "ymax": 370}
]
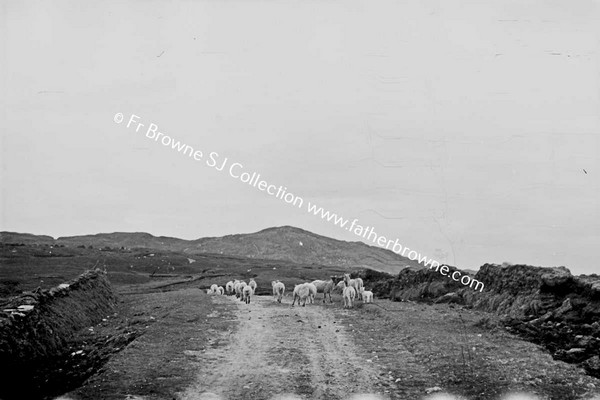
[
  {"xmin": 306, "ymin": 282, "xmax": 317, "ymax": 304},
  {"xmin": 361, "ymin": 288, "xmax": 373, "ymax": 303},
  {"xmin": 310, "ymin": 280, "xmax": 327, "ymax": 300},
  {"xmin": 343, "ymin": 274, "xmax": 355, "ymax": 291},
  {"xmin": 292, "ymin": 283, "xmax": 310, "ymax": 307},
  {"xmin": 249, "ymin": 278, "xmax": 257, "ymax": 294},
  {"xmin": 206, "ymin": 289, "xmax": 212, "ymax": 295},
  {"xmin": 225, "ymin": 281, "xmax": 234, "ymax": 295},
  {"xmin": 329, "ymin": 276, "xmax": 344, "ymax": 300},
  {"xmin": 355, "ymin": 277, "xmax": 364, "ymax": 300},
  {"xmin": 343, "ymin": 283, "xmax": 356, "ymax": 308},
  {"xmin": 210, "ymin": 284, "xmax": 219, "ymax": 294},
  {"xmin": 238, "ymin": 282, "xmax": 248, "ymax": 301},
  {"xmin": 217, "ymin": 286, "xmax": 225, "ymax": 295},
  {"xmin": 272, "ymin": 280, "xmax": 285, "ymax": 303},
  {"xmin": 234, "ymin": 281, "xmax": 246, "ymax": 298},
  {"xmin": 311, "ymin": 276, "xmax": 343, "ymax": 303},
  {"xmin": 343, "ymin": 274, "xmax": 364, "ymax": 300},
  {"xmin": 242, "ymin": 285, "xmax": 252, "ymax": 304}
]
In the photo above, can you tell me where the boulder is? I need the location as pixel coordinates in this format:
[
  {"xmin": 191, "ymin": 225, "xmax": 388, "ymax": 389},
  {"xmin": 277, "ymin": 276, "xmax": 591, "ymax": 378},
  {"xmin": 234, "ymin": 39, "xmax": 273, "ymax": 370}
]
[{"xmin": 434, "ymin": 292, "xmax": 462, "ymax": 304}]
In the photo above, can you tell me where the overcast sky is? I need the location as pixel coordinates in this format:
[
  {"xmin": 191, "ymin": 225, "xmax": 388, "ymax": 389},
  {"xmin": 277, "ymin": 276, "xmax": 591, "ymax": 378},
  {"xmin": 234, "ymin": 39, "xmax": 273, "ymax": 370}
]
[{"xmin": 1, "ymin": 0, "xmax": 599, "ymax": 275}]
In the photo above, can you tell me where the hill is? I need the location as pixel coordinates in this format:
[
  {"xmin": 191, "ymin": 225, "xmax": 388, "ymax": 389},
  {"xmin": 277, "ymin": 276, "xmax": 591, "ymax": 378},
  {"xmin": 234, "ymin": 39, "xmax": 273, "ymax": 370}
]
[
  {"xmin": 2, "ymin": 226, "xmax": 422, "ymax": 274},
  {"xmin": 189, "ymin": 226, "xmax": 420, "ymax": 273},
  {"xmin": 0, "ymin": 232, "xmax": 55, "ymax": 245},
  {"xmin": 56, "ymin": 232, "xmax": 189, "ymax": 251}
]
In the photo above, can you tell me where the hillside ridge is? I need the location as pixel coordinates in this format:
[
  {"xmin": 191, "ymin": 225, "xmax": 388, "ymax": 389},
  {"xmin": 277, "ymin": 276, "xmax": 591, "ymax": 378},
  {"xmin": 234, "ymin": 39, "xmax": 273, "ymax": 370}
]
[{"xmin": 1, "ymin": 226, "xmax": 421, "ymax": 274}]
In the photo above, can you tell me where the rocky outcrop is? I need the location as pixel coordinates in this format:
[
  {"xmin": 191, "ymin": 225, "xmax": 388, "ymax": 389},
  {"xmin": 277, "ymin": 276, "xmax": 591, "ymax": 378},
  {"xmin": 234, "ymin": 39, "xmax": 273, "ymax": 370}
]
[
  {"xmin": 363, "ymin": 265, "xmax": 468, "ymax": 303},
  {"xmin": 482, "ymin": 265, "xmax": 600, "ymax": 378},
  {"xmin": 361, "ymin": 263, "xmax": 600, "ymax": 379},
  {"xmin": 459, "ymin": 264, "xmax": 589, "ymax": 317}
]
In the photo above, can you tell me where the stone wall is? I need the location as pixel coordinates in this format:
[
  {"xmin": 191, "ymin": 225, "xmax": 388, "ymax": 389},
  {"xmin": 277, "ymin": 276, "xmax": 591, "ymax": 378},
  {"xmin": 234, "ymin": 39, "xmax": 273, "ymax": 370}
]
[{"xmin": 0, "ymin": 269, "xmax": 117, "ymax": 396}]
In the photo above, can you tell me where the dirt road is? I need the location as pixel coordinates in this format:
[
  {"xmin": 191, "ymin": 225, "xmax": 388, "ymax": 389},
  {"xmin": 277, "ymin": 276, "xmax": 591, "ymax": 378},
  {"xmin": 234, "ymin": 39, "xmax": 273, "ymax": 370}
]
[
  {"xmin": 177, "ymin": 295, "xmax": 385, "ymax": 400},
  {"xmin": 63, "ymin": 288, "xmax": 600, "ymax": 400}
]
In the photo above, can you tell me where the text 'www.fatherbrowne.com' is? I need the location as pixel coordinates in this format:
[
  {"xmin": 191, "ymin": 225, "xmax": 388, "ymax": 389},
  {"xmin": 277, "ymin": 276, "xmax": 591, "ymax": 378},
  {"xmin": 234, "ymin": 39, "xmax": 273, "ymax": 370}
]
[{"xmin": 114, "ymin": 112, "xmax": 485, "ymax": 292}]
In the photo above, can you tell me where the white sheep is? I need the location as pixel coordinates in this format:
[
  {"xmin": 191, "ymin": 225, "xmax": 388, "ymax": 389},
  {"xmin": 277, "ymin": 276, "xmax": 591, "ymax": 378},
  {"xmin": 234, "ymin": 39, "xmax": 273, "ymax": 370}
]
[
  {"xmin": 343, "ymin": 274, "xmax": 364, "ymax": 300},
  {"xmin": 355, "ymin": 277, "xmax": 364, "ymax": 300},
  {"xmin": 234, "ymin": 281, "xmax": 245, "ymax": 298},
  {"xmin": 210, "ymin": 284, "xmax": 219, "ymax": 294},
  {"xmin": 311, "ymin": 276, "xmax": 343, "ymax": 303},
  {"xmin": 205, "ymin": 289, "xmax": 212, "ymax": 295},
  {"xmin": 272, "ymin": 280, "xmax": 285, "ymax": 303},
  {"xmin": 249, "ymin": 278, "xmax": 257, "ymax": 294},
  {"xmin": 217, "ymin": 286, "xmax": 225, "ymax": 295},
  {"xmin": 292, "ymin": 283, "xmax": 310, "ymax": 307},
  {"xmin": 343, "ymin": 282, "xmax": 356, "ymax": 308},
  {"xmin": 238, "ymin": 282, "xmax": 248, "ymax": 301},
  {"xmin": 361, "ymin": 288, "xmax": 373, "ymax": 303},
  {"xmin": 225, "ymin": 281, "xmax": 234, "ymax": 295},
  {"xmin": 306, "ymin": 282, "xmax": 317, "ymax": 304},
  {"xmin": 242, "ymin": 285, "xmax": 252, "ymax": 304},
  {"xmin": 311, "ymin": 279, "xmax": 328, "ymax": 294}
]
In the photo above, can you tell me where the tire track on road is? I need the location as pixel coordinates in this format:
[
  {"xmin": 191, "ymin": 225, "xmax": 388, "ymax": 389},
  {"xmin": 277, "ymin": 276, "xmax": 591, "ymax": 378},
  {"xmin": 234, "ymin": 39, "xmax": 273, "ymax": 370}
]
[{"xmin": 178, "ymin": 295, "xmax": 385, "ymax": 400}]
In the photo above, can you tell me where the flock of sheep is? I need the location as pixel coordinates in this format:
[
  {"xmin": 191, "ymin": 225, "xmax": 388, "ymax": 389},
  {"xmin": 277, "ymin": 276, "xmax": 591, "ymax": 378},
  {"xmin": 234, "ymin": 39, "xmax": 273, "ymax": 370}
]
[
  {"xmin": 205, "ymin": 279, "xmax": 258, "ymax": 304},
  {"xmin": 205, "ymin": 274, "xmax": 374, "ymax": 309}
]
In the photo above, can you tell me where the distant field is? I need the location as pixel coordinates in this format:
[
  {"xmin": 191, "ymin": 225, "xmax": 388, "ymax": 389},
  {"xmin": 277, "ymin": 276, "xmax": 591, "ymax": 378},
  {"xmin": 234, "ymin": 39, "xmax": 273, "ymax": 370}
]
[{"xmin": 0, "ymin": 243, "xmax": 358, "ymax": 300}]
